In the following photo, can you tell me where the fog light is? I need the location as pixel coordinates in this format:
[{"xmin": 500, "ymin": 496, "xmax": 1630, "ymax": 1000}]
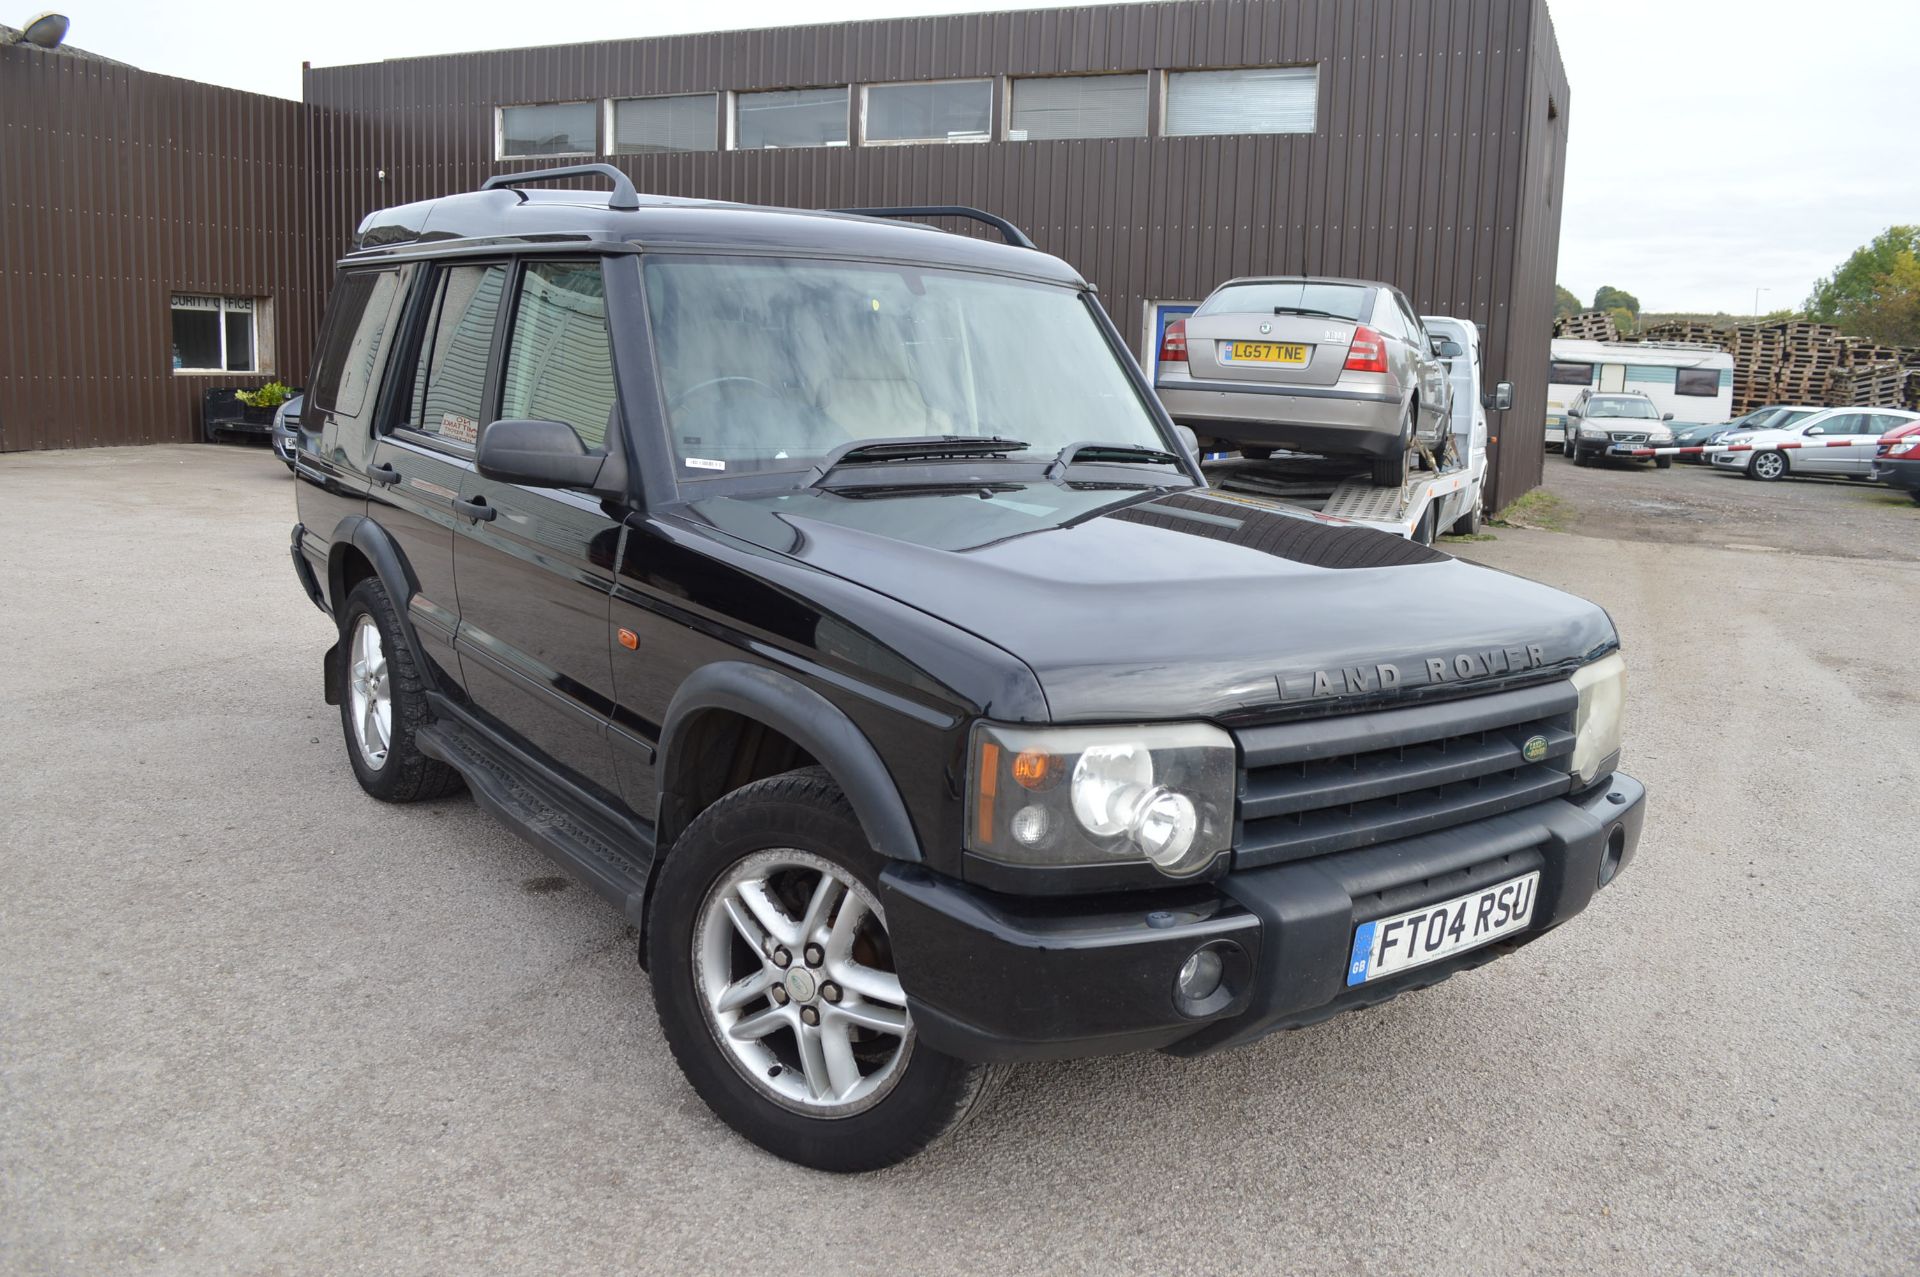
[
  {"xmin": 1176, "ymin": 948, "xmax": 1224, "ymax": 1001},
  {"xmin": 1598, "ymin": 825, "xmax": 1626, "ymax": 887}
]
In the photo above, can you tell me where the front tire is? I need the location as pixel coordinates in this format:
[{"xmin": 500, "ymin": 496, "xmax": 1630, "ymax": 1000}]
[
  {"xmin": 1748, "ymin": 451, "xmax": 1788, "ymax": 481},
  {"xmin": 1655, "ymin": 457, "xmax": 1673, "ymax": 470},
  {"xmin": 336, "ymin": 578, "xmax": 463, "ymax": 802},
  {"xmin": 647, "ymin": 768, "xmax": 1005, "ymax": 1172}
]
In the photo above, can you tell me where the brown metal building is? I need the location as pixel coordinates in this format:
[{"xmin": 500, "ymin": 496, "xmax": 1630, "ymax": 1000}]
[{"xmin": 3, "ymin": 0, "xmax": 1569, "ymax": 506}]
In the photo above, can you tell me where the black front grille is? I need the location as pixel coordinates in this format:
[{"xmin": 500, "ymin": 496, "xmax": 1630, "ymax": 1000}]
[{"xmin": 1233, "ymin": 680, "xmax": 1576, "ymax": 868}]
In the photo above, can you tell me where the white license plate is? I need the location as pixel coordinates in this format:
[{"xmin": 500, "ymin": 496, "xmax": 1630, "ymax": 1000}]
[{"xmin": 1345, "ymin": 871, "xmax": 1539, "ymax": 986}]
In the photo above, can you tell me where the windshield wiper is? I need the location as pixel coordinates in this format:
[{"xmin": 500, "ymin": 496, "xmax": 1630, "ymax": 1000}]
[
  {"xmin": 807, "ymin": 435, "xmax": 1030, "ymax": 488},
  {"xmin": 1046, "ymin": 440, "xmax": 1182, "ymax": 479},
  {"xmin": 1271, "ymin": 306, "xmax": 1354, "ymax": 321}
]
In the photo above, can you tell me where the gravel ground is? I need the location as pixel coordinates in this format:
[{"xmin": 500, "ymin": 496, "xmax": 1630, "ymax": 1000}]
[
  {"xmin": 3, "ymin": 444, "xmax": 1916, "ymax": 1275},
  {"xmin": 1523, "ymin": 448, "xmax": 1920, "ymax": 560}
]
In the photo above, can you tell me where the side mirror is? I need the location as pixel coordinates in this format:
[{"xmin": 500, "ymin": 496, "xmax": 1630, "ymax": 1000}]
[
  {"xmin": 1487, "ymin": 381, "xmax": 1513, "ymax": 412},
  {"xmin": 1173, "ymin": 423, "xmax": 1200, "ymax": 458},
  {"xmin": 1434, "ymin": 338, "xmax": 1464, "ymax": 359},
  {"xmin": 1805, "ymin": 426, "xmax": 1824, "ymax": 436},
  {"xmin": 1662, "ymin": 412, "xmax": 1675, "ymax": 422},
  {"xmin": 477, "ymin": 418, "xmax": 617, "ymax": 491}
]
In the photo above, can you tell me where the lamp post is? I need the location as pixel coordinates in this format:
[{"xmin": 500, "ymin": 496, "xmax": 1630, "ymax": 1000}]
[{"xmin": 1753, "ymin": 287, "xmax": 1770, "ymax": 317}]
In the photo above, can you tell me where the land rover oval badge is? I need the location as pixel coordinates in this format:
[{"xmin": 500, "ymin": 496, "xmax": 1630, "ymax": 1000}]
[{"xmin": 1522, "ymin": 735, "xmax": 1549, "ymax": 763}]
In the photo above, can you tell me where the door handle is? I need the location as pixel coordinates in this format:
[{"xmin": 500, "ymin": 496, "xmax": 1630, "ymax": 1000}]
[
  {"xmin": 452, "ymin": 495, "xmax": 497, "ymax": 523},
  {"xmin": 368, "ymin": 462, "xmax": 400, "ymax": 486}
]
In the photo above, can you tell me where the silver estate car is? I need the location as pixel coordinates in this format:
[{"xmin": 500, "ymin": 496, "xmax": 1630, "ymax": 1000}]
[
  {"xmin": 1564, "ymin": 391, "xmax": 1674, "ymax": 467},
  {"xmin": 1155, "ymin": 276, "xmax": 1455, "ymax": 487}
]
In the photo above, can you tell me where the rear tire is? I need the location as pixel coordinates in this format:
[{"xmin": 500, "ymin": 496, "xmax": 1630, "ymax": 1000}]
[
  {"xmin": 336, "ymin": 579, "xmax": 463, "ymax": 803},
  {"xmin": 1450, "ymin": 497, "xmax": 1482, "ymax": 537},
  {"xmin": 1412, "ymin": 504, "xmax": 1438, "ymax": 545},
  {"xmin": 1240, "ymin": 446, "xmax": 1273, "ymax": 461},
  {"xmin": 648, "ymin": 768, "xmax": 1007, "ymax": 1172}
]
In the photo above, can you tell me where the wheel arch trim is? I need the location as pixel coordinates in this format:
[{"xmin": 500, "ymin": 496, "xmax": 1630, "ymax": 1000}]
[{"xmin": 657, "ymin": 662, "xmax": 924, "ymax": 865}]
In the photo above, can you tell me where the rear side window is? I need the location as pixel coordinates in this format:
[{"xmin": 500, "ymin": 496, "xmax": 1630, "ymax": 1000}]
[
  {"xmin": 310, "ymin": 270, "xmax": 401, "ymax": 417},
  {"xmin": 399, "ymin": 263, "xmax": 509, "ymax": 446},
  {"xmin": 500, "ymin": 260, "xmax": 617, "ymax": 452},
  {"xmin": 1674, "ymin": 367, "xmax": 1722, "ymax": 397},
  {"xmin": 1548, "ymin": 360, "xmax": 1592, "ymax": 386}
]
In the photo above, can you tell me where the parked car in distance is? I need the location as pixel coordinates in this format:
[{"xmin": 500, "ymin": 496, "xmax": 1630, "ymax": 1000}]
[
  {"xmin": 1155, "ymin": 276, "xmax": 1454, "ymax": 487},
  {"xmin": 1678, "ymin": 405, "xmax": 1821, "ymax": 464},
  {"xmin": 1869, "ymin": 418, "xmax": 1920, "ymax": 504},
  {"xmin": 1564, "ymin": 391, "xmax": 1675, "ymax": 468},
  {"xmin": 1709, "ymin": 407, "xmax": 1919, "ymax": 481},
  {"xmin": 289, "ymin": 167, "xmax": 1645, "ymax": 1172},
  {"xmin": 272, "ymin": 393, "xmax": 305, "ymax": 471}
]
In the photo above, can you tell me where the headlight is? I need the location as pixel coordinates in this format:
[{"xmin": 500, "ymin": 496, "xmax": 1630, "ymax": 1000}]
[
  {"xmin": 1649, "ymin": 430, "xmax": 1673, "ymax": 444},
  {"xmin": 1580, "ymin": 427, "xmax": 1607, "ymax": 440},
  {"xmin": 967, "ymin": 722, "xmax": 1235, "ymax": 877},
  {"xmin": 1569, "ymin": 653, "xmax": 1626, "ymax": 788}
]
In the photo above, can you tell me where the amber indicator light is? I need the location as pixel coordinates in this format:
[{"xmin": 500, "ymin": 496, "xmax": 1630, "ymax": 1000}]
[
  {"xmin": 1011, "ymin": 749, "xmax": 1057, "ymax": 790},
  {"xmin": 617, "ymin": 628, "xmax": 639, "ymax": 650},
  {"xmin": 976, "ymin": 741, "xmax": 1000, "ymax": 845}
]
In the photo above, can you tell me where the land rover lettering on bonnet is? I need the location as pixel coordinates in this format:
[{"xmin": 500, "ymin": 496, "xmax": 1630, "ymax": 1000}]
[{"xmin": 288, "ymin": 167, "xmax": 1647, "ymax": 1172}]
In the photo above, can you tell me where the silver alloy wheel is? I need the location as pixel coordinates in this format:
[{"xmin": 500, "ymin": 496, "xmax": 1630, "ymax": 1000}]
[
  {"xmin": 1752, "ymin": 451, "xmax": 1786, "ymax": 480},
  {"xmin": 347, "ymin": 614, "xmax": 393, "ymax": 769},
  {"xmin": 693, "ymin": 848, "xmax": 913, "ymax": 1117}
]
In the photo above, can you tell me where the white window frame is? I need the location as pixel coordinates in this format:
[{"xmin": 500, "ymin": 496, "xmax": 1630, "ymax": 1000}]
[
  {"xmin": 729, "ymin": 85, "xmax": 852, "ymax": 151},
  {"xmin": 859, "ymin": 78, "xmax": 994, "ymax": 146},
  {"xmin": 495, "ymin": 102, "xmax": 599, "ymax": 161},
  {"xmin": 170, "ymin": 294, "xmax": 269, "ymax": 376},
  {"xmin": 605, "ymin": 92, "xmax": 721, "ymax": 155}
]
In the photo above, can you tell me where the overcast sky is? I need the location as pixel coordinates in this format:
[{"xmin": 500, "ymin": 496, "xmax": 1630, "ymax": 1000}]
[{"xmin": 41, "ymin": 0, "xmax": 1917, "ymax": 314}]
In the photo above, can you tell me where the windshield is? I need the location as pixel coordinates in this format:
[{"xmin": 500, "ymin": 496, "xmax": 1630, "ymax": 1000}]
[
  {"xmin": 1585, "ymin": 397, "xmax": 1660, "ymax": 420},
  {"xmin": 1196, "ymin": 281, "xmax": 1370, "ymax": 321},
  {"xmin": 643, "ymin": 256, "xmax": 1166, "ymax": 481}
]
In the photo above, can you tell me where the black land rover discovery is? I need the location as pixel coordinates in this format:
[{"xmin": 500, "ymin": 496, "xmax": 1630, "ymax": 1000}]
[{"xmin": 290, "ymin": 166, "xmax": 1645, "ymax": 1172}]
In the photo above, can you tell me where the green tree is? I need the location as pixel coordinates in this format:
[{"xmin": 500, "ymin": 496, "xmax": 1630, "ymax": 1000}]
[
  {"xmin": 1806, "ymin": 226, "xmax": 1920, "ymax": 346},
  {"xmin": 1607, "ymin": 306, "xmax": 1636, "ymax": 336},
  {"xmin": 1554, "ymin": 284, "xmax": 1583, "ymax": 320},
  {"xmin": 1592, "ymin": 285, "xmax": 1640, "ymax": 317}
]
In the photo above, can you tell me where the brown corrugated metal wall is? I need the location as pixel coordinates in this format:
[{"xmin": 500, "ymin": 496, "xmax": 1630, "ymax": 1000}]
[
  {"xmin": 4, "ymin": 0, "xmax": 1568, "ymax": 506},
  {"xmin": 0, "ymin": 45, "xmax": 317, "ymax": 451}
]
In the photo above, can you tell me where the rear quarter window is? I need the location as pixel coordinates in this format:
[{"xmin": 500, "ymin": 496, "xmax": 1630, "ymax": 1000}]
[{"xmin": 309, "ymin": 270, "xmax": 402, "ymax": 418}]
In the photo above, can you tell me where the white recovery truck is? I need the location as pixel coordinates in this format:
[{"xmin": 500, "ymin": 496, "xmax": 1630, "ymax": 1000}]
[{"xmin": 1195, "ymin": 315, "xmax": 1502, "ymax": 544}]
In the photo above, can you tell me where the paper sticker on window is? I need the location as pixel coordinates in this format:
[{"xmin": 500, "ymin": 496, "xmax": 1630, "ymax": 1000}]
[
  {"xmin": 440, "ymin": 413, "xmax": 478, "ymax": 444},
  {"xmin": 684, "ymin": 456, "xmax": 726, "ymax": 471}
]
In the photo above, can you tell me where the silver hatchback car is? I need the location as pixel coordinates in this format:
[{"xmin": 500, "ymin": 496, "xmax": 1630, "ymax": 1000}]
[{"xmin": 1155, "ymin": 276, "xmax": 1455, "ymax": 486}]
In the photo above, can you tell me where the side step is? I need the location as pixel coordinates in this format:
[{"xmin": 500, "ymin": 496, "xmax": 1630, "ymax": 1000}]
[{"xmin": 417, "ymin": 719, "xmax": 653, "ymax": 926}]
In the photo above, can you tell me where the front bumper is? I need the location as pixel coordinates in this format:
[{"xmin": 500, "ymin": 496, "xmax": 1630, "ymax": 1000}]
[
  {"xmin": 880, "ymin": 772, "xmax": 1646, "ymax": 1063},
  {"xmin": 1870, "ymin": 457, "xmax": 1920, "ymax": 491},
  {"xmin": 1710, "ymin": 449, "xmax": 1747, "ymax": 469}
]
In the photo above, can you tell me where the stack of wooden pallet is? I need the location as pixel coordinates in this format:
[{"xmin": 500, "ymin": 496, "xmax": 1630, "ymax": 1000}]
[
  {"xmin": 1827, "ymin": 362, "xmax": 1912, "ymax": 410},
  {"xmin": 1553, "ymin": 310, "xmax": 1620, "ymax": 342}
]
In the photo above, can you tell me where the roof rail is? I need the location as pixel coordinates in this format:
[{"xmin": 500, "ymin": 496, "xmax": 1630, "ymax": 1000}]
[
  {"xmin": 835, "ymin": 205, "xmax": 1036, "ymax": 250},
  {"xmin": 482, "ymin": 164, "xmax": 640, "ymax": 211}
]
